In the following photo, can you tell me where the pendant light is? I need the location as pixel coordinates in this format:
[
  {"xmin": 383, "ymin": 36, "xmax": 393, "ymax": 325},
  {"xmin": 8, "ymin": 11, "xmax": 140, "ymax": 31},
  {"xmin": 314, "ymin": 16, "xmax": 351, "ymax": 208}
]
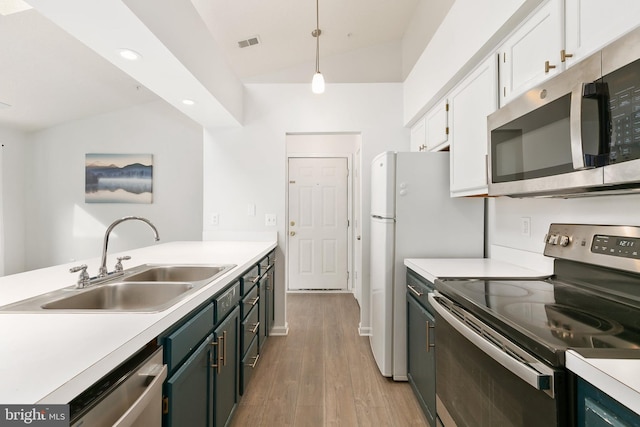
[{"xmin": 311, "ymin": 0, "xmax": 325, "ymax": 94}]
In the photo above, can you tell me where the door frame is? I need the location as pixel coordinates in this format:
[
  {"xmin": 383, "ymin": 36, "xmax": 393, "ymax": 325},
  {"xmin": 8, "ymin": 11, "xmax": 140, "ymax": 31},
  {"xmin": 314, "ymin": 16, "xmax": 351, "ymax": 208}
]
[{"xmin": 285, "ymin": 153, "xmax": 353, "ymax": 293}]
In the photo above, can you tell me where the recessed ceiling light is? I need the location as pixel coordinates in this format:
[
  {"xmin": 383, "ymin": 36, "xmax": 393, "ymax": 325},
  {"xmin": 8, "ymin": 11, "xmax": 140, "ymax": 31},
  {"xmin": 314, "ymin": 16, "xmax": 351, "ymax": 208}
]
[
  {"xmin": 118, "ymin": 49, "xmax": 142, "ymax": 61},
  {"xmin": 182, "ymin": 99, "xmax": 195, "ymax": 106}
]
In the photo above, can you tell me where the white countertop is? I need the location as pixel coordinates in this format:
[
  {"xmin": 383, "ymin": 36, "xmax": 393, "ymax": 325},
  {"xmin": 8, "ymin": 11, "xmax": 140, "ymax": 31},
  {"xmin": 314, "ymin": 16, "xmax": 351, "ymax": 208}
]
[
  {"xmin": 567, "ymin": 350, "xmax": 640, "ymax": 415},
  {"xmin": 404, "ymin": 258, "xmax": 551, "ymax": 283},
  {"xmin": 0, "ymin": 240, "xmax": 276, "ymax": 404}
]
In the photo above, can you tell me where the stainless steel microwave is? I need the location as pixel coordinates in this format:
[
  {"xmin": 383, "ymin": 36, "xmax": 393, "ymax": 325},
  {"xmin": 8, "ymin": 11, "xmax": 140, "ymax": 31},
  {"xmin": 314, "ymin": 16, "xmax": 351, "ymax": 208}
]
[{"xmin": 488, "ymin": 26, "xmax": 640, "ymax": 197}]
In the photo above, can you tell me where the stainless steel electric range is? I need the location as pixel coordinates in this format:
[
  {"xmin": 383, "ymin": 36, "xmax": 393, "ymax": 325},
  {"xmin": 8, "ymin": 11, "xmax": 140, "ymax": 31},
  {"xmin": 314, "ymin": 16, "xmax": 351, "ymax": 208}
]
[{"xmin": 430, "ymin": 223, "xmax": 640, "ymax": 427}]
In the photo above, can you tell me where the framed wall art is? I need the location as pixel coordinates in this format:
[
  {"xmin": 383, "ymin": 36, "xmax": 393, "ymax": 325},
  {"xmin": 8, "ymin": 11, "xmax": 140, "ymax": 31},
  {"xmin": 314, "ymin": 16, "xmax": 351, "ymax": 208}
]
[{"xmin": 85, "ymin": 153, "xmax": 153, "ymax": 203}]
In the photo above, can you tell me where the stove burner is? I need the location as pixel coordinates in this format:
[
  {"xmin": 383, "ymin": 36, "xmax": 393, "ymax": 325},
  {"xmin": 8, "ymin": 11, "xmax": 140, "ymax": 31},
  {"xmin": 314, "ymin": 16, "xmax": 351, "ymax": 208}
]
[
  {"xmin": 503, "ymin": 302, "xmax": 623, "ymax": 336},
  {"xmin": 462, "ymin": 281, "xmax": 533, "ymax": 298}
]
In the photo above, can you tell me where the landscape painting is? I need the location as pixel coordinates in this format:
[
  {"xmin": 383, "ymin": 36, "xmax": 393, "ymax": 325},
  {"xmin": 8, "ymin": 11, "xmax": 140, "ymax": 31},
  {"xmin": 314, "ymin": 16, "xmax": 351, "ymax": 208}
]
[{"xmin": 85, "ymin": 153, "xmax": 153, "ymax": 203}]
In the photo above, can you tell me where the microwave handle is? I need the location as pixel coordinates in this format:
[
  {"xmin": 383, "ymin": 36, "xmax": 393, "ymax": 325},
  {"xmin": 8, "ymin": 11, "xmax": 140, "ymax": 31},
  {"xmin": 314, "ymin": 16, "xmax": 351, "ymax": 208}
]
[
  {"xmin": 570, "ymin": 83, "xmax": 589, "ymax": 170},
  {"xmin": 571, "ymin": 82, "xmax": 608, "ymax": 169}
]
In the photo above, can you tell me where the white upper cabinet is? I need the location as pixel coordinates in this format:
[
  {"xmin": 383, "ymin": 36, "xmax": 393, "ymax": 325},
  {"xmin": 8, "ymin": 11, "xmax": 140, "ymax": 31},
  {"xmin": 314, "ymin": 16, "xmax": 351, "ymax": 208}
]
[
  {"xmin": 425, "ymin": 99, "xmax": 449, "ymax": 151},
  {"xmin": 410, "ymin": 116, "xmax": 427, "ymax": 152},
  {"xmin": 564, "ymin": 0, "xmax": 640, "ymax": 67},
  {"xmin": 449, "ymin": 55, "xmax": 498, "ymax": 197},
  {"xmin": 498, "ymin": 0, "xmax": 564, "ymax": 106}
]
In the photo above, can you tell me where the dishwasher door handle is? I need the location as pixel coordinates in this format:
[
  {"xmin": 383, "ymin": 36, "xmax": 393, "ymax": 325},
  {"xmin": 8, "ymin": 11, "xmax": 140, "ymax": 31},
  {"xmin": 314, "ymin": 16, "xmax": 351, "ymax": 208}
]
[{"xmin": 113, "ymin": 363, "xmax": 168, "ymax": 427}]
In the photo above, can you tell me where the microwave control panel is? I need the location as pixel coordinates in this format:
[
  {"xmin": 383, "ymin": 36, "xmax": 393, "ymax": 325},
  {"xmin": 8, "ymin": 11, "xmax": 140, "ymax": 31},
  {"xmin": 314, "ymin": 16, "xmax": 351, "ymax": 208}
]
[{"xmin": 605, "ymin": 57, "xmax": 640, "ymax": 163}]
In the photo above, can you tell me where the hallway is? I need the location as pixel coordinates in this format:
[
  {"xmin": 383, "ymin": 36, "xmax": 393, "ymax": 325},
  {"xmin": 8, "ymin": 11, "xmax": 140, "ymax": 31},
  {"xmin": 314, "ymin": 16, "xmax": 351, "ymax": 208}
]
[{"xmin": 230, "ymin": 293, "xmax": 429, "ymax": 426}]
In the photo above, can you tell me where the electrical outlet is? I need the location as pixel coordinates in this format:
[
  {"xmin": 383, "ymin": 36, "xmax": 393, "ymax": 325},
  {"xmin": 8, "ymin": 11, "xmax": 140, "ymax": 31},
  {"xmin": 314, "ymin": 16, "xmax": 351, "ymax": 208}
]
[
  {"xmin": 520, "ymin": 217, "xmax": 531, "ymax": 237},
  {"xmin": 265, "ymin": 214, "xmax": 277, "ymax": 227},
  {"xmin": 210, "ymin": 213, "xmax": 219, "ymax": 226}
]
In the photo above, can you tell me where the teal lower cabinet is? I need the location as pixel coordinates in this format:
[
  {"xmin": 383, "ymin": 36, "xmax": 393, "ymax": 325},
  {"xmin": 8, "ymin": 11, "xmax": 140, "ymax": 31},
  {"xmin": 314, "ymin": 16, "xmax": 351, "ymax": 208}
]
[
  {"xmin": 241, "ymin": 336, "xmax": 259, "ymax": 393},
  {"xmin": 161, "ymin": 283, "xmax": 241, "ymax": 427},
  {"xmin": 258, "ymin": 250, "xmax": 276, "ymax": 349},
  {"xmin": 239, "ymin": 263, "xmax": 262, "ymax": 396},
  {"xmin": 213, "ymin": 306, "xmax": 240, "ymax": 427},
  {"xmin": 161, "ymin": 250, "xmax": 277, "ymax": 426},
  {"xmin": 164, "ymin": 333, "xmax": 214, "ymax": 427}
]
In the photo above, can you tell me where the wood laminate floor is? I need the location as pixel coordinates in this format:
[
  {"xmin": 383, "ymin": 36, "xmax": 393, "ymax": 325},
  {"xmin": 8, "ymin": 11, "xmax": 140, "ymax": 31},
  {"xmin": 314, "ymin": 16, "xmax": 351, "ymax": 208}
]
[{"xmin": 230, "ymin": 293, "xmax": 429, "ymax": 427}]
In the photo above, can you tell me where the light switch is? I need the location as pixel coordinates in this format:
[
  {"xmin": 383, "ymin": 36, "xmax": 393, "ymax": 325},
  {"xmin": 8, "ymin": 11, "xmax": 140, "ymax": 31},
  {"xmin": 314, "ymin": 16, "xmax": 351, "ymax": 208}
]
[
  {"xmin": 247, "ymin": 204, "xmax": 256, "ymax": 216},
  {"xmin": 520, "ymin": 217, "xmax": 531, "ymax": 237}
]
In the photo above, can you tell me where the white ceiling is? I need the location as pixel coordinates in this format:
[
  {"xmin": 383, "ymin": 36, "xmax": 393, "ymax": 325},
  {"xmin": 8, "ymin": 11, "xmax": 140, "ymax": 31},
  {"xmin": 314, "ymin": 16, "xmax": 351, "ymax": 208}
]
[{"xmin": 0, "ymin": 0, "xmax": 452, "ymax": 132}]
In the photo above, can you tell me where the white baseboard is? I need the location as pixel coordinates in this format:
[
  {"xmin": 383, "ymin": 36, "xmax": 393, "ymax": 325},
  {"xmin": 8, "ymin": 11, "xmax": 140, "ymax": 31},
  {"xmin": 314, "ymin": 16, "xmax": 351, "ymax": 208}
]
[
  {"xmin": 358, "ymin": 323, "xmax": 371, "ymax": 336},
  {"xmin": 269, "ymin": 323, "xmax": 289, "ymax": 336}
]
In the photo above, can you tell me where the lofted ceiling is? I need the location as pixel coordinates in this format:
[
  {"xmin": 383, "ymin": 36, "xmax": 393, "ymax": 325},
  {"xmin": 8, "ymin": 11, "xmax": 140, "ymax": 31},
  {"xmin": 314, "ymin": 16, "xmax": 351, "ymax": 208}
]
[{"xmin": 0, "ymin": 0, "xmax": 453, "ymax": 132}]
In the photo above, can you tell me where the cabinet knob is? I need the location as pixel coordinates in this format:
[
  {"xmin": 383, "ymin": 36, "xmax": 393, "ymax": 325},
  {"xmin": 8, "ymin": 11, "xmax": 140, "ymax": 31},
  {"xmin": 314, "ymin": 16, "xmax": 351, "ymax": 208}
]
[
  {"xmin": 544, "ymin": 60, "xmax": 557, "ymax": 73},
  {"xmin": 560, "ymin": 49, "xmax": 573, "ymax": 62},
  {"xmin": 290, "ymin": 231, "xmax": 296, "ymax": 236}
]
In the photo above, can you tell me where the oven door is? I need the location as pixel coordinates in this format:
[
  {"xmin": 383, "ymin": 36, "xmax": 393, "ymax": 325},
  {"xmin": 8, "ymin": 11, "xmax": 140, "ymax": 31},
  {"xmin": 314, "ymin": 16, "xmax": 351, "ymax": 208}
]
[{"xmin": 429, "ymin": 293, "xmax": 567, "ymax": 427}]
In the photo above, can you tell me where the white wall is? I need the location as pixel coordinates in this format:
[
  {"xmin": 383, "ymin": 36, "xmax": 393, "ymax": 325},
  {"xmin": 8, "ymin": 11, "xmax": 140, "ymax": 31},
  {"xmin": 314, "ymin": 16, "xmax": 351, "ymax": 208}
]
[
  {"xmin": 0, "ymin": 128, "xmax": 27, "ymax": 274},
  {"xmin": 23, "ymin": 100, "xmax": 204, "ymax": 271},
  {"xmin": 488, "ymin": 195, "xmax": 640, "ymax": 272},
  {"xmin": 403, "ymin": 0, "xmax": 543, "ymax": 126},
  {"xmin": 401, "ymin": 0, "xmax": 455, "ymax": 80},
  {"xmin": 203, "ymin": 83, "xmax": 408, "ymax": 334}
]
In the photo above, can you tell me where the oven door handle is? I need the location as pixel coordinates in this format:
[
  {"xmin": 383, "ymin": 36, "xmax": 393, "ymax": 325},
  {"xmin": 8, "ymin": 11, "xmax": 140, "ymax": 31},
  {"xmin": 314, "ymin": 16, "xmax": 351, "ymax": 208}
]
[{"xmin": 429, "ymin": 293, "xmax": 555, "ymax": 398}]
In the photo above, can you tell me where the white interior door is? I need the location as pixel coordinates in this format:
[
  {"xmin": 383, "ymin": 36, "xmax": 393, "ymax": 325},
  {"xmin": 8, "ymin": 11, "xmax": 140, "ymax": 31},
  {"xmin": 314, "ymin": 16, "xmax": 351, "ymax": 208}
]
[{"xmin": 288, "ymin": 157, "xmax": 348, "ymax": 290}]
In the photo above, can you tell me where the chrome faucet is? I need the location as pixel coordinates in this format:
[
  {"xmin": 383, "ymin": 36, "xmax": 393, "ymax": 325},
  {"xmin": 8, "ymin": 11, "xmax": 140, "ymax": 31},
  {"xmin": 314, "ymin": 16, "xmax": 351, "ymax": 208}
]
[{"xmin": 98, "ymin": 216, "xmax": 160, "ymax": 277}]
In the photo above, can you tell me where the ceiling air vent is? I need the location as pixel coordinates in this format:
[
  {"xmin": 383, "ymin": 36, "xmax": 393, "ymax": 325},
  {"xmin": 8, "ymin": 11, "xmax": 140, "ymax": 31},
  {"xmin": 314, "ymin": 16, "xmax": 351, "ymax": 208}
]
[{"xmin": 238, "ymin": 36, "xmax": 260, "ymax": 49}]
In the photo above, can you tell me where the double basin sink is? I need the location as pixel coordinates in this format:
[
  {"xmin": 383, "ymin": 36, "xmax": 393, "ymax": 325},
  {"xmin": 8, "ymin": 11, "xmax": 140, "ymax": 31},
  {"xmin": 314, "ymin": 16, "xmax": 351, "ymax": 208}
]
[{"xmin": 0, "ymin": 264, "xmax": 236, "ymax": 313}]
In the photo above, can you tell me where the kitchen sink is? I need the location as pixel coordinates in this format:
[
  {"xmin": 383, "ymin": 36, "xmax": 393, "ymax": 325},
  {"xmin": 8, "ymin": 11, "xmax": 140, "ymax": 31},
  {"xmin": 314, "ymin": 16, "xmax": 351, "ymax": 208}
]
[
  {"xmin": 0, "ymin": 263, "xmax": 236, "ymax": 313},
  {"xmin": 122, "ymin": 265, "xmax": 229, "ymax": 283},
  {"xmin": 41, "ymin": 282, "xmax": 194, "ymax": 311}
]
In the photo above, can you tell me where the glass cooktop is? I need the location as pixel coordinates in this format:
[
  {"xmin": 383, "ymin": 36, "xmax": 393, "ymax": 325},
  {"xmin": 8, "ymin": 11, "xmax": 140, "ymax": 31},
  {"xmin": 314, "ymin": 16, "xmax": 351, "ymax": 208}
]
[{"xmin": 435, "ymin": 278, "xmax": 640, "ymax": 366}]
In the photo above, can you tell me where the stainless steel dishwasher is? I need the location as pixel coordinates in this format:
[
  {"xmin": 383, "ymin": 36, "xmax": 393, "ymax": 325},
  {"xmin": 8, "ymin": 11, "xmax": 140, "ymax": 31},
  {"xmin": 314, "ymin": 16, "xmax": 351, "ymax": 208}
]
[{"xmin": 70, "ymin": 345, "xmax": 167, "ymax": 427}]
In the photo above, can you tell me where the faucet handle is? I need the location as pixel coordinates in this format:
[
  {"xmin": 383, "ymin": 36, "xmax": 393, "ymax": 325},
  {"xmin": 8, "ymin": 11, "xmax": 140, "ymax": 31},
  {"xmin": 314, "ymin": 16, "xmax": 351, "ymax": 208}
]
[
  {"xmin": 114, "ymin": 256, "xmax": 131, "ymax": 272},
  {"xmin": 70, "ymin": 264, "xmax": 90, "ymax": 288}
]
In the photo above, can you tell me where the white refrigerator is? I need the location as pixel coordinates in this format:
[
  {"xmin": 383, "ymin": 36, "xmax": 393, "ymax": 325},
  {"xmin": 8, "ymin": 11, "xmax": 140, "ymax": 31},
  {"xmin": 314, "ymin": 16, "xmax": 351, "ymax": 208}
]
[{"xmin": 369, "ymin": 151, "xmax": 484, "ymax": 380}]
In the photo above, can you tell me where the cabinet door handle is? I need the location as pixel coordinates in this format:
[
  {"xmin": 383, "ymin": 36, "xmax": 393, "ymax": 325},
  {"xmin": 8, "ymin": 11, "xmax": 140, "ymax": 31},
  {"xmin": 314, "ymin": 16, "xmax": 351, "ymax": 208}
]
[
  {"xmin": 247, "ymin": 353, "xmax": 260, "ymax": 369},
  {"xmin": 407, "ymin": 284, "xmax": 424, "ymax": 297},
  {"xmin": 210, "ymin": 340, "xmax": 221, "ymax": 373},
  {"xmin": 426, "ymin": 320, "xmax": 435, "ymax": 353},
  {"xmin": 560, "ymin": 49, "xmax": 573, "ymax": 62},
  {"xmin": 251, "ymin": 322, "xmax": 260, "ymax": 334},
  {"xmin": 249, "ymin": 296, "xmax": 260, "ymax": 306},
  {"xmin": 544, "ymin": 60, "xmax": 556, "ymax": 73},
  {"xmin": 245, "ymin": 275, "xmax": 260, "ymax": 285}
]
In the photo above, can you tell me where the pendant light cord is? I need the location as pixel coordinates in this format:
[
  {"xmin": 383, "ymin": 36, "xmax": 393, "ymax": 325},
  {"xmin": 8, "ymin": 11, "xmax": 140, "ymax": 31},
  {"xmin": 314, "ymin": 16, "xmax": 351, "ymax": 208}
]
[{"xmin": 315, "ymin": 0, "xmax": 320, "ymax": 74}]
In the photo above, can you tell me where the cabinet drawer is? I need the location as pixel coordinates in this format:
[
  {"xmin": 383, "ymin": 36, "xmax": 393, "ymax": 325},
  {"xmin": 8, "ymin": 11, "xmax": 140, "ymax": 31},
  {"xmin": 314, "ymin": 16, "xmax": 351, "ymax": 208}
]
[
  {"xmin": 164, "ymin": 303, "xmax": 214, "ymax": 373},
  {"xmin": 241, "ymin": 284, "xmax": 259, "ymax": 319},
  {"xmin": 215, "ymin": 281, "xmax": 240, "ymax": 324},
  {"xmin": 406, "ymin": 269, "xmax": 433, "ymax": 310},
  {"xmin": 241, "ymin": 265, "xmax": 259, "ymax": 295},
  {"xmin": 240, "ymin": 337, "xmax": 259, "ymax": 396},
  {"xmin": 241, "ymin": 305, "xmax": 259, "ymax": 356}
]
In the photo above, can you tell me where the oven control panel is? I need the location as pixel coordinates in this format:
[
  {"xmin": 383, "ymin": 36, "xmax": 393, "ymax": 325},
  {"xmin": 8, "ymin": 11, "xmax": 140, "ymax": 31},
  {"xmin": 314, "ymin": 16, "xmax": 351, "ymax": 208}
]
[
  {"xmin": 591, "ymin": 235, "xmax": 640, "ymax": 259},
  {"xmin": 544, "ymin": 223, "xmax": 640, "ymax": 273}
]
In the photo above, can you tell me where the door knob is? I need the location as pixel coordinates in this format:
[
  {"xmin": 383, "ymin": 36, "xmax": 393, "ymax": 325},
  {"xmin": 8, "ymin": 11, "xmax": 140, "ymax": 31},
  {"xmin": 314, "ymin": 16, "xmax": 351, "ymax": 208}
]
[{"xmin": 290, "ymin": 231, "xmax": 296, "ymax": 236}]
